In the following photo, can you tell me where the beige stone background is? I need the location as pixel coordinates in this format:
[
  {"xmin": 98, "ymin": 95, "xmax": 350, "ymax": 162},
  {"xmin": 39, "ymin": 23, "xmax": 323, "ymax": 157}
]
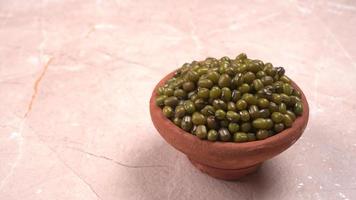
[{"xmin": 0, "ymin": 0, "xmax": 355, "ymax": 199}]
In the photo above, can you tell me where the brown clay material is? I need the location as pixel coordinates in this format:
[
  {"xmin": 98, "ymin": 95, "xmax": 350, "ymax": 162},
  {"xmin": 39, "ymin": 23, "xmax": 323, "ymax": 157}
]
[
  {"xmin": 188, "ymin": 157, "xmax": 262, "ymax": 181},
  {"xmin": 150, "ymin": 71, "xmax": 309, "ymax": 180}
]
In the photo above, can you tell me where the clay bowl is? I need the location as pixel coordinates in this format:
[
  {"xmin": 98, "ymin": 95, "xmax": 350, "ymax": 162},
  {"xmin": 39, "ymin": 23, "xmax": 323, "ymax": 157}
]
[{"xmin": 150, "ymin": 71, "xmax": 309, "ymax": 181}]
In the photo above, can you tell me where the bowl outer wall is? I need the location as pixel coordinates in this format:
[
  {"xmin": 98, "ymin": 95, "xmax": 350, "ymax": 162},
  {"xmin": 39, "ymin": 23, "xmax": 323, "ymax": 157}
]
[{"xmin": 150, "ymin": 71, "xmax": 309, "ymax": 169}]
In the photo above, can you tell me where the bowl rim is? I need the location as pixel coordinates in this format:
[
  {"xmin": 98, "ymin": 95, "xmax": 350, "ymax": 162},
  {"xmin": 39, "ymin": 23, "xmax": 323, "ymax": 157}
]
[{"xmin": 150, "ymin": 70, "xmax": 309, "ymax": 152}]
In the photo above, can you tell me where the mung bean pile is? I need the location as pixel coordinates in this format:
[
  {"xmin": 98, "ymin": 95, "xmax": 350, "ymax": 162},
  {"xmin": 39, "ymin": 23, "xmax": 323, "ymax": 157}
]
[{"xmin": 155, "ymin": 53, "xmax": 303, "ymax": 142}]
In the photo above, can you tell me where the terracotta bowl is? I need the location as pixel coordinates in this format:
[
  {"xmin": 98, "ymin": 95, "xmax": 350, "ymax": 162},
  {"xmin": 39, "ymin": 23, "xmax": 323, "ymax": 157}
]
[{"xmin": 150, "ymin": 71, "xmax": 309, "ymax": 181}]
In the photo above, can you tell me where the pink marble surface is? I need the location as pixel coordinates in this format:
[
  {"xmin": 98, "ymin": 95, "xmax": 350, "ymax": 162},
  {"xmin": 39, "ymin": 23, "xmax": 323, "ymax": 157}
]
[{"xmin": 0, "ymin": 0, "xmax": 356, "ymax": 199}]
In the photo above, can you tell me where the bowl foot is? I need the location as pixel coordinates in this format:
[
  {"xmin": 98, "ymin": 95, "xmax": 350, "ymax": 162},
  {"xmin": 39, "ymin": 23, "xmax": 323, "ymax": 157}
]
[{"xmin": 188, "ymin": 157, "xmax": 262, "ymax": 181}]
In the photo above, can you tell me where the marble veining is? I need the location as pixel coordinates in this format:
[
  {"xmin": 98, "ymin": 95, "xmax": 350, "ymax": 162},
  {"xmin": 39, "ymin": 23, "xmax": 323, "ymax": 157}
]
[{"xmin": 0, "ymin": 0, "xmax": 356, "ymax": 199}]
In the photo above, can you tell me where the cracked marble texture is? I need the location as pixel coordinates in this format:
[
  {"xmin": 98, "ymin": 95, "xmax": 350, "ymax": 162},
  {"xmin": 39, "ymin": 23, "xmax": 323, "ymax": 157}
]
[{"xmin": 0, "ymin": 0, "xmax": 356, "ymax": 199}]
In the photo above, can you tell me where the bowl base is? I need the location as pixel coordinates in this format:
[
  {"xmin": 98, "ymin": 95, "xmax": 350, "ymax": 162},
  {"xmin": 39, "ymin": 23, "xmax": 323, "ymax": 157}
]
[{"xmin": 188, "ymin": 157, "xmax": 262, "ymax": 181}]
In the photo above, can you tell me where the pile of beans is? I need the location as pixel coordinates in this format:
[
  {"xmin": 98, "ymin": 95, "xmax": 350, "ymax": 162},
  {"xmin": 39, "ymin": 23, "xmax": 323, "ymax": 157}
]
[{"xmin": 155, "ymin": 54, "xmax": 303, "ymax": 142}]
